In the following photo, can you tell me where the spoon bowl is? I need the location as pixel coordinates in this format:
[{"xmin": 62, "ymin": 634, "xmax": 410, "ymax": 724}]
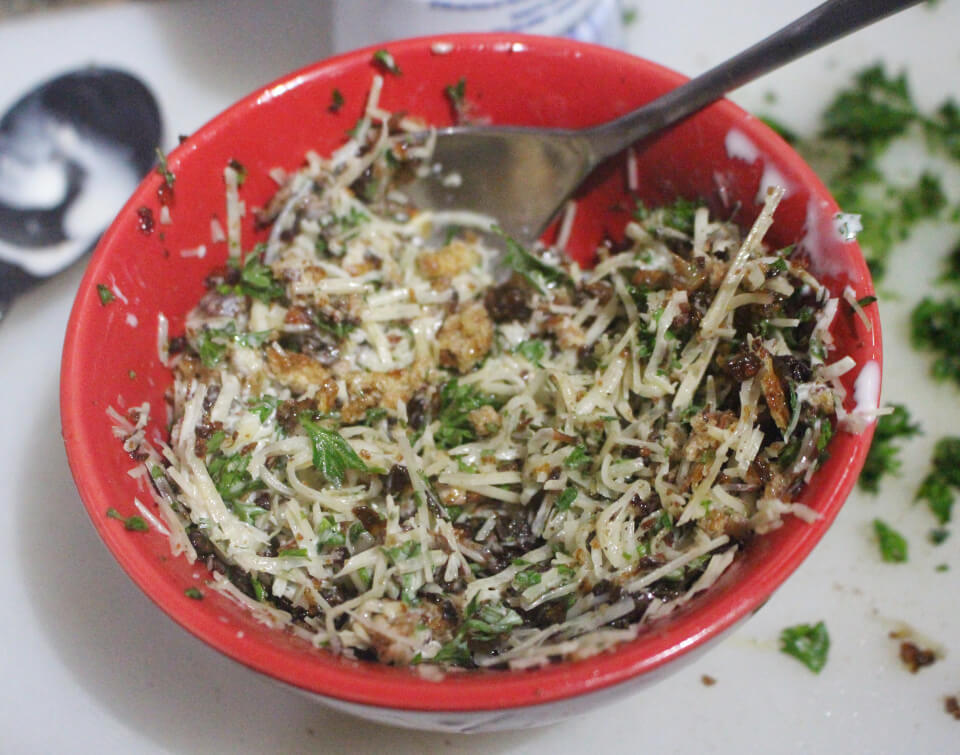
[{"xmin": 0, "ymin": 67, "xmax": 161, "ymax": 316}]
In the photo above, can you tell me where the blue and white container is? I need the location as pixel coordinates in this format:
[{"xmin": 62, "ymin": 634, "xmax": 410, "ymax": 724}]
[{"xmin": 332, "ymin": 0, "xmax": 625, "ymax": 52}]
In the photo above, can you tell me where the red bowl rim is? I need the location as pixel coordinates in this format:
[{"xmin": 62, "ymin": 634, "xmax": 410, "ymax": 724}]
[{"xmin": 61, "ymin": 32, "xmax": 881, "ymax": 713}]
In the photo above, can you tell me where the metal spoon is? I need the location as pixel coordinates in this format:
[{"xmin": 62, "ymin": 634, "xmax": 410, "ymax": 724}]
[
  {"xmin": 0, "ymin": 67, "xmax": 161, "ymax": 320},
  {"xmin": 404, "ymin": 0, "xmax": 922, "ymax": 246}
]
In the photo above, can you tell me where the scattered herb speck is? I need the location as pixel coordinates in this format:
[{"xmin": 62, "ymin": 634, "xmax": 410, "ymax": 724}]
[
  {"xmin": 780, "ymin": 621, "xmax": 830, "ymax": 673},
  {"xmin": 873, "ymin": 518, "xmax": 908, "ymax": 563},
  {"xmin": 106, "ymin": 507, "xmax": 149, "ymax": 532},
  {"xmin": 97, "ymin": 284, "xmax": 115, "ymax": 306},
  {"xmin": 373, "ymin": 49, "xmax": 401, "ymax": 75}
]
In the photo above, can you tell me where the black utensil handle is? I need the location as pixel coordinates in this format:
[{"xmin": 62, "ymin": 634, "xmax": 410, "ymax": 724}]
[
  {"xmin": 590, "ymin": 0, "xmax": 924, "ymax": 159},
  {"xmin": 0, "ymin": 259, "xmax": 39, "ymax": 321}
]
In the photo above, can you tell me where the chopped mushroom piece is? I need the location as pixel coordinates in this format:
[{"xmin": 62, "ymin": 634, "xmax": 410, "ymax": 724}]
[{"xmin": 758, "ymin": 346, "xmax": 791, "ymax": 432}]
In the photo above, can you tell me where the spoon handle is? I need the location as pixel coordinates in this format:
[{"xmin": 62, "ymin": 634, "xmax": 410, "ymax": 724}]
[
  {"xmin": 0, "ymin": 261, "xmax": 34, "ymax": 322},
  {"xmin": 586, "ymin": 0, "xmax": 924, "ymax": 161}
]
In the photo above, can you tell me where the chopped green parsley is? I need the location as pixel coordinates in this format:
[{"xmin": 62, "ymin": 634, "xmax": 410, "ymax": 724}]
[
  {"xmin": 207, "ymin": 449, "xmax": 263, "ymax": 505},
  {"xmin": 384, "ymin": 540, "xmax": 421, "ymax": 565},
  {"xmin": 555, "ymin": 486, "xmax": 577, "ymax": 511},
  {"xmin": 858, "ymin": 404, "xmax": 921, "ymax": 493},
  {"xmin": 497, "ymin": 228, "xmax": 570, "ymax": 294},
  {"xmin": 660, "ymin": 197, "xmax": 699, "ymax": 235},
  {"xmin": 759, "ymin": 114, "xmax": 798, "ymax": 145},
  {"xmin": 248, "ymin": 394, "xmax": 279, "ymax": 422},
  {"xmin": 929, "ymin": 528, "xmax": 950, "ymax": 545},
  {"xmin": 916, "ymin": 436, "xmax": 960, "ymax": 524},
  {"xmin": 196, "ymin": 322, "xmax": 270, "ymax": 368},
  {"xmin": 314, "ymin": 312, "xmax": 357, "ymax": 340},
  {"xmin": 515, "ymin": 339, "xmax": 547, "ymax": 367},
  {"xmin": 96, "ymin": 284, "xmax": 115, "ymax": 306},
  {"xmin": 911, "ymin": 296, "xmax": 960, "ymax": 387},
  {"xmin": 106, "ymin": 507, "xmax": 149, "ymax": 532},
  {"xmin": 431, "ymin": 596, "xmax": 523, "ymax": 668},
  {"xmin": 820, "ymin": 64, "xmax": 917, "ymax": 149},
  {"xmin": 779, "ymin": 621, "xmax": 830, "ymax": 673},
  {"xmin": 434, "ymin": 379, "xmax": 496, "ymax": 450},
  {"xmin": 873, "ymin": 519, "xmax": 908, "ymax": 563},
  {"xmin": 564, "ymin": 445, "xmax": 591, "ymax": 470},
  {"xmin": 768, "ymin": 63, "xmax": 960, "ymax": 280},
  {"xmin": 513, "ymin": 569, "xmax": 542, "ymax": 590},
  {"xmin": 227, "ymin": 159, "xmax": 247, "ymax": 186},
  {"xmin": 940, "ymin": 240, "xmax": 960, "ymax": 285},
  {"xmin": 444, "ymin": 77, "xmax": 466, "ymax": 109},
  {"xmin": 218, "ymin": 249, "xmax": 286, "ymax": 304},
  {"xmin": 373, "ymin": 49, "xmax": 401, "ymax": 75},
  {"xmin": 155, "ymin": 146, "xmax": 176, "ymax": 188},
  {"xmin": 298, "ymin": 415, "xmax": 369, "ymax": 487}
]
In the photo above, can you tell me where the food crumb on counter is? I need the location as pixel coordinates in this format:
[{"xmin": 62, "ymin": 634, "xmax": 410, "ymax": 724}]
[
  {"xmin": 899, "ymin": 640, "xmax": 937, "ymax": 673},
  {"xmin": 945, "ymin": 696, "xmax": 960, "ymax": 720},
  {"xmin": 701, "ymin": 674, "xmax": 717, "ymax": 686}
]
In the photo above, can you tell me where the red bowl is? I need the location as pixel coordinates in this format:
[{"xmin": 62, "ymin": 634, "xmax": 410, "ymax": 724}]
[{"xmin": 61, "ymin": 34, "xmax": 881, "ymax": 732}]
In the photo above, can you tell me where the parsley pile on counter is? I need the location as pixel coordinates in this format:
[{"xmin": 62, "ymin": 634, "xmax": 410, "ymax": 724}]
[
  {"xmin": 763, "ymin": 60, "xmax": 960, "ymax": 673},
  {"xmin": 916, "ymin": 437, "xmax": 960, "ymax": 526},
  {"xmin": 775, "ymin": 64, "xmax": 960, "ymax": 282},
  {"xmin": 858, "ymin": 404, "xmax": 920, "ymax": 494},
  {"xmin": 768, "ymin": 64, "xmax": 960, "ymax": 564}
]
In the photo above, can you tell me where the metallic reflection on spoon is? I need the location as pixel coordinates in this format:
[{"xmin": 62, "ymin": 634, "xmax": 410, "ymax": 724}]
[{"xmin": 0, "ymin": 67, "xmax": 161, "ymax": 319}]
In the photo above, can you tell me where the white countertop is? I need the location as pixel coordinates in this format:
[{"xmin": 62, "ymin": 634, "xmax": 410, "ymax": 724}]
[{"xmin": 1, "ymin": 2, "xmax": 958, "ymax": 752}]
